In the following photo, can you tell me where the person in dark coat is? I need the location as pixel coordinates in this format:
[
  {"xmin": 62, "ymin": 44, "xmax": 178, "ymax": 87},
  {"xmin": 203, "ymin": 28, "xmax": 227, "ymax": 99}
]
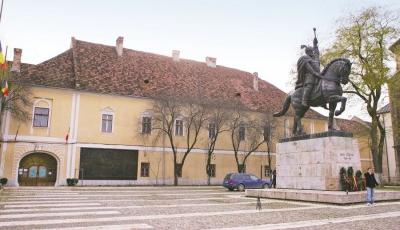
[
  {"xmin": 364, "ymin": 167, "xmax": 379, "ymax": 205},
  {"xmin": 271, "ymin": 169, "xmax": 277, "ymax": 188}
]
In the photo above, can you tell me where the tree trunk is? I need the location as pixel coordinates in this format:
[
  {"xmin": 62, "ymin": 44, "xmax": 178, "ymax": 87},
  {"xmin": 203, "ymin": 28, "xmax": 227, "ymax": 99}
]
[
  {"xmin": 206, "ymin": 153, "xmax": 212, "ymax": 185},
  {"xmin": 173, "ymin": 153, "xmax": 178, "ymax": 186},
  {"xmin": 370, "ymin": 119, "xmax": 383, "ymax": 173}
]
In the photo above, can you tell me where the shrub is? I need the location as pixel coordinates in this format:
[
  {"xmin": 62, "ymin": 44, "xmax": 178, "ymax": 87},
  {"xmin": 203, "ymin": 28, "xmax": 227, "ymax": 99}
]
[
  {"xmin": 339, "ymin": 167, "xmax": 347, "ymax": 191},
  {"xmin": 0, "ymin": 178, "xmax": 7, "ymax": 186},
  {"xmin": 66, "ymin": 178, "xmax": 79, "ymax": 186},
  {"xmin": 355, "ymin": 170, "xmax": 363, "ymax": 191}
]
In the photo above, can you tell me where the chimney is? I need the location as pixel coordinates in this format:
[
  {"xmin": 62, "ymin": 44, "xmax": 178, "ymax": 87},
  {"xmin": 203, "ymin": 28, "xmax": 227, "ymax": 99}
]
[
  {"xmin": 10, "ymin": 48, "xmax": 22, "ymax": 73},
  {"xmin": 172, "ymin": 50, "xmax": 180, "ymax": 62},
  {"xmin": 253, "ymin": 72, "xmax": 259, "ymax": 91},
  {"xmin": 116, "ymin": 36, "xmax": 124, "ymax": 57},
  {"xmin": 205, "ymin": 56, "xmax": 216, "ymax": 68}
]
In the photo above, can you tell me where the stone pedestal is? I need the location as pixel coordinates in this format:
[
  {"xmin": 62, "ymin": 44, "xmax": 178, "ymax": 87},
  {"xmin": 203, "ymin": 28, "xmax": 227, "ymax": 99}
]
[{"xmin": 276, "ymin": 131, "xmax": 361, "ymax": 191}]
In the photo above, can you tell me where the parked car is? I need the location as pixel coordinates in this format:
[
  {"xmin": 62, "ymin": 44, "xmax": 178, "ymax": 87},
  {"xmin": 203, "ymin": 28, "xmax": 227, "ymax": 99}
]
[{"xmin": 223, "ymin": 173, "xmax": 270, "ymax": 191}]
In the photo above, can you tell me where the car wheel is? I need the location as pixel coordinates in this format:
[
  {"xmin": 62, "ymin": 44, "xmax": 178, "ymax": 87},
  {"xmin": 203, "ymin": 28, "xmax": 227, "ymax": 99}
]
[{"xmin": 237, "ymin": 184, "xmax": 245, "ymax": 192}]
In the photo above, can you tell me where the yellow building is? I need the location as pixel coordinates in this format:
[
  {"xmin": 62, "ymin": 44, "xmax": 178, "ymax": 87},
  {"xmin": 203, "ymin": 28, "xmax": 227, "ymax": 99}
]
[{"xmin": 0, "ymin": 37, "xmax": 370, "ymax": 186}]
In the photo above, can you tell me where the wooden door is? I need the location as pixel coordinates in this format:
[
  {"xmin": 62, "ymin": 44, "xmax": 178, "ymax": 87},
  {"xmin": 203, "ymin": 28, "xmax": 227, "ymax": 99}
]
[{"xmin": 18, "ymin": 153, "xmax": 57, "ymax": 186}]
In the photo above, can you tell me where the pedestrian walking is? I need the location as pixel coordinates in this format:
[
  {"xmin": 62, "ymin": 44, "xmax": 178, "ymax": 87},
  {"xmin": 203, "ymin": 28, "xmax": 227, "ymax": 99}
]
[{"xmin": 364, "ymin": 167, "xmax": 379, "ymax": 206}]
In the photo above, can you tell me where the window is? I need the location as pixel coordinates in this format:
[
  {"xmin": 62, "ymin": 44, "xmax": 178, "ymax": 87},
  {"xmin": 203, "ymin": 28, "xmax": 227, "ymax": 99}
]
[
  {"xmin": 264, "ymin": 165, "xmax": 271, "ymax": 177},
  {"xmin": 176, "ymin": 163, "xmax": 182, "ymax": 177},
  {"xmin": 263, "ymin": 124, "xmax": 271, "ymax": 142},
  {"xmin": 239, "ymin": 125, "xmax": 246, "ymax": 141},
  {"xmin": 175, "ymin": 119, "xmax": 184, "ymax": 136},
  {"xmin": 208, "ymin": 164, "xmax": 216, "ymax": 177},
  {"xmin": 141, "ymin": 162, "xmax": 150, "ymax": 177},
  {"xmin": 102, "ymin": 114, "xmax": 113, "ymax": 133},
  {"xmin": 142, "ymin": 117, "xmax": 152, "ymax": 134},
  {"xmin": 38, "ymin": 166, "xmax": 47, "ymax": 178},
  {"xmin": 28, "ymin": 166, "xmax": 38, "ymax": 178},
  {"xmin": 33, "ymin": 107, "xmax": 49, "ymax": 127},
  {"xmin": 208, "ymin": 122, "xmax": 216, "ymax": 139}
]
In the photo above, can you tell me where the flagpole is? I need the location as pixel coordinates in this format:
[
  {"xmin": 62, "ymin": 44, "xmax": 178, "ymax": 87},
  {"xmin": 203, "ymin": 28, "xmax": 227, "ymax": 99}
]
[{"xmin": 0, "ymin": 0, "xmax": 4, "ymax": 24}]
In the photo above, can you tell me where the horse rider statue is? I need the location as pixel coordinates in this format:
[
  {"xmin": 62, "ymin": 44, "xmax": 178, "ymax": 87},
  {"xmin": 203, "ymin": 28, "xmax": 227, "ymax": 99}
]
[
  {"xmin": 296, "ymin": 28, "xmax": 322, "ymax": 107},
  {"xmin": 274, "ymin": 28, "xmax": 352, "ymax": 135}
]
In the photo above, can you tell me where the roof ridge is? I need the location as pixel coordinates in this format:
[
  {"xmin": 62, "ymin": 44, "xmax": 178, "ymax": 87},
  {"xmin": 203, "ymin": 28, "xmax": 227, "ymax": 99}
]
[{"xmin": 72, "ymin": 38, "xmax": 255, "ymax": 76}]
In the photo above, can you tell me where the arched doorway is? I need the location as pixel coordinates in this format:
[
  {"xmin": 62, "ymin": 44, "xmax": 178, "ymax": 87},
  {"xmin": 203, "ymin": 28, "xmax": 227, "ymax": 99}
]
[{"xmin": 18, "ymin": 152, "xmax": 57, "ymax": 186}]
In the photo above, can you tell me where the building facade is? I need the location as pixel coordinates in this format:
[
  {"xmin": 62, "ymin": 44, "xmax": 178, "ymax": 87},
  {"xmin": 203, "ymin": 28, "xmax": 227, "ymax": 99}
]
[
  {"xmin": 0, "ymin": 37, "xmax": 371, "ymax": 186},
  {"xmin": 387, "ymin": 39, "xmax": 400, "ymax": 182}
]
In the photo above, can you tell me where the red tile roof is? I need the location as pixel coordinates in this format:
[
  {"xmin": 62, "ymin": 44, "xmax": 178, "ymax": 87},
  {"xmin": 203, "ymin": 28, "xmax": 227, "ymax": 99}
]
[
  {"xmin": 336, "ymin": 118, "xmax": 370, "ymax": 135},
  {"xmin": 18, "ymin": 38, "xmax": 325, "ymax": 119}
]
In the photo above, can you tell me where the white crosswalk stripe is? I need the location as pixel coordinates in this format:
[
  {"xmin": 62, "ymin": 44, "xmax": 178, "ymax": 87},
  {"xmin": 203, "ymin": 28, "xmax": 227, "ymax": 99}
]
[
  {"xmin": 4, "ymin": 202, "xmax": 102, "ymax": 208},
  {"xmin": 4, "ymin": 191, "xmax": 234, "ymax": 198},
  {"xmin": 39, "ymin": 223, "xmax": 154, "ymax": 230},
  {"xmin": 0, "ymin": 210, "xmax": 120, "ymax": 219},
  {"xmin": 0, "ymin": 201, "xmax": 255, "ymax": 213}
]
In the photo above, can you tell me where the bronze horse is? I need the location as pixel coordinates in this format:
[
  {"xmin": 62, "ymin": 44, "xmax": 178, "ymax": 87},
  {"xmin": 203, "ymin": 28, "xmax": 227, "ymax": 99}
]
[{"xmin": 274, "ymin": 58, "xmax": 352, "ymax": 135}]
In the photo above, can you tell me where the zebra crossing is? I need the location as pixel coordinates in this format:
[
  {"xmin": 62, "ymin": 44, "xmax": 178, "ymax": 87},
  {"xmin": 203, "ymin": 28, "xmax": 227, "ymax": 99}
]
[{"xmin": 0, "ymin": 186, "xmax": 399, "ymax": 229}]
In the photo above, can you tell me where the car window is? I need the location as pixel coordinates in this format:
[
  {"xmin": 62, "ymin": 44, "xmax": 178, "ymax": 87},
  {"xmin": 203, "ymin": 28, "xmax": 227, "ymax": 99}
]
[
  {"xmin": 233, "ymin": 174, "xmax": 241, "ymax": 179},
  {"xmin": 250, "ymin": 175, "xmax": 259, "ymax": 181},
  {"xmin": 243, "ymin": 174, "xmax": 251, "ymax": 180},
  {"xmin": 224, "ymin": 174, "xmax": 232, "ymax": 180}
]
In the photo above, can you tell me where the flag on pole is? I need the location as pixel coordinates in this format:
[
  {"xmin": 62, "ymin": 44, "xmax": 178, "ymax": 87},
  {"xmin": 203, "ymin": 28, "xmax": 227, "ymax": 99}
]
[
  {"xmin": 0, "ymin": 41, "xmax": 5, "ymax": 65},
  {"xmin": 1, "ymin": 80, "xmax": 8, "ymax": 96},
  {"xmin": 65, "ymin": 127, "xmax": 70, "ymax": 143},
  {"xmin": 0, "ymin": 41, "xmax": 7, "ymax": 70}
]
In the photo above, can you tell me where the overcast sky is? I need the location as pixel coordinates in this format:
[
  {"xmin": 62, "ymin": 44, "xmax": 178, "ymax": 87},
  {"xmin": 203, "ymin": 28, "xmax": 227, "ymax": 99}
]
[{"xmin": 1, "ymin": 0, "xmax": 399, "ymax": 120}]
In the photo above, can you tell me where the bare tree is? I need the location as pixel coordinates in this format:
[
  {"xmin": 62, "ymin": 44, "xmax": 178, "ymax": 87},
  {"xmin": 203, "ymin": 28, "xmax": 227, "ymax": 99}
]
[
  {"xmin": 152, "ymin": 94, "xmax": 208, "ymax": 185},
  {"xmin": 262, "ymin": 114, "xmax": 277, "ymax": 177},
  {"xmin": 204, "ymin": 102, "xmax": 230, "ymax": 185},
  {"xmin": 228, "ymin": 105, "xmax": 266, "ymax": 173},
  {"xmin": 0, "ymin": 68, "xmax": 32, "ymax": 136}
]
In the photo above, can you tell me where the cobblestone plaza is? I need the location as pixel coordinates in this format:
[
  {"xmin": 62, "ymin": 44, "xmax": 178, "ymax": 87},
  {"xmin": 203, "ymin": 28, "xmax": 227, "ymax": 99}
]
[{"xmin": 0, "ymin": 186, "xmax": 399, "ymax": 229}]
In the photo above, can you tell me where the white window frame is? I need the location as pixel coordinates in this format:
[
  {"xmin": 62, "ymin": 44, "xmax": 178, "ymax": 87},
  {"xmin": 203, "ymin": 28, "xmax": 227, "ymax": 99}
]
[
  {"xmin": 174, "ymin": 118, "xmax": 184, "ymax": 136},
  {"xmin": 141, "ymin": 116, "xmax": 152, "ymax": 134},
  {"xmin": 100, "ymin": 107, "xmax": 115, "ymax": 133},
  {"xmin": 31, "ymin": 99, "xmax": 52, "ymax": 135},
  {"xmin": 238, "ymin": 124, "xmax": 246, "ymax": 141},
  {"xmin": 33, "ymin": 107, "xmax": 50, "ymax": 128}
]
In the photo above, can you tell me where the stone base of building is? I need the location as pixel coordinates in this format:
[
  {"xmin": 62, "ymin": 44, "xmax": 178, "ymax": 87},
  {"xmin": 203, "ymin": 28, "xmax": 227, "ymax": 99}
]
[
  {"xmin": 276, "ymin": 131, "xmax": 361, "ymax": 191},
  {"xmin": 246, "ymin": 188, "xmax": 400, "ymax": 204}
]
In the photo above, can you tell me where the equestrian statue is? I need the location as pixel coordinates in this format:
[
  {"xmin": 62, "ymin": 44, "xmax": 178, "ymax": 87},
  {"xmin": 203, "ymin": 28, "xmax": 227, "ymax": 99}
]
[{"xmin": 274, "ymin": 28, "xmax": 352, "ymax": 135}]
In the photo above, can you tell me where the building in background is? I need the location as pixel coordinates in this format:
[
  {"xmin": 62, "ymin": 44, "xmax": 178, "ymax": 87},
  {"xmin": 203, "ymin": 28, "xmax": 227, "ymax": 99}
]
[
  {"xmin": 0, "ymin": 37, "xmax": 371, "ymax": 186},
  {"xmin": 387, "ymin": 39, "xmax": 400, "ymax": 183}
]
